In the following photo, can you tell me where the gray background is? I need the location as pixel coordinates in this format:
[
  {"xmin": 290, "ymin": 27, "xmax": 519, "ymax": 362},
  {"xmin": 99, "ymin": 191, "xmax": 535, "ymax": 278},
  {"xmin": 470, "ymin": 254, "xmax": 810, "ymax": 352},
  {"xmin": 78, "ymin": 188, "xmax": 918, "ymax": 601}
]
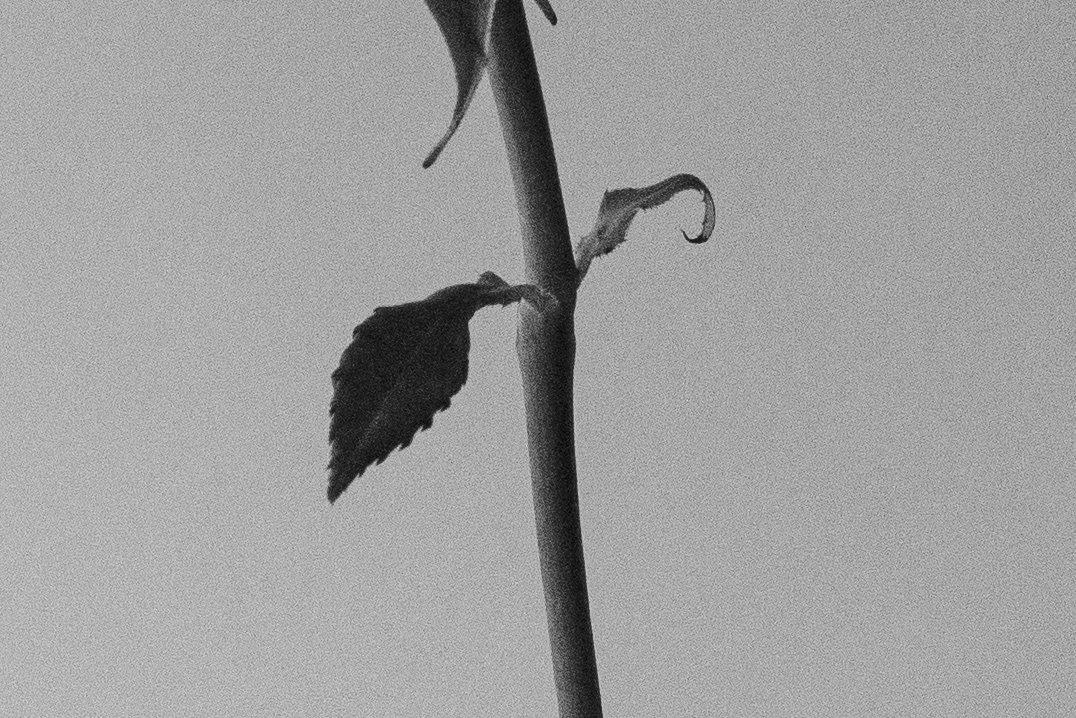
[{"xmin": 3, "ymin": 1, "xmax": 1073, "ymax": 715}]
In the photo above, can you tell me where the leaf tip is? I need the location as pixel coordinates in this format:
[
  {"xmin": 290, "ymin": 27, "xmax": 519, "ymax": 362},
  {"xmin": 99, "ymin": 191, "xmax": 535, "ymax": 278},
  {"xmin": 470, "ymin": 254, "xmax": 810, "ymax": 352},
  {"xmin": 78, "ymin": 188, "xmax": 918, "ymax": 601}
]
[
  {"xmin": 534, "ymin": 0, "xmax": 557, "ymax": 25},
  {"xmin": 327, "ymin": 479, "xmax": 343, "ymax": 504}
]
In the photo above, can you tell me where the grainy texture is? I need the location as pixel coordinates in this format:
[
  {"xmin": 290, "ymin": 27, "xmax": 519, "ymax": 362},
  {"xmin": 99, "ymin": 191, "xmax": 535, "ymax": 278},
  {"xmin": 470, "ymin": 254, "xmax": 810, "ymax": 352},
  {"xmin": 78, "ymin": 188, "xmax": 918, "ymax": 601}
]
[{"xmin": 488, "ymin": 0, "xmax": 603, "ymax": 715}]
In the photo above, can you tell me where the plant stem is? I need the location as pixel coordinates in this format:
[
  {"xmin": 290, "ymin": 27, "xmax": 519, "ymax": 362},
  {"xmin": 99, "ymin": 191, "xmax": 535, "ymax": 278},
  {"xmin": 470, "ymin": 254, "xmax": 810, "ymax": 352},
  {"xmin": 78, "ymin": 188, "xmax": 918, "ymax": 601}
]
[{"xmin": 487, "ymin": 1, "xmax": 602, "ymax": 716}]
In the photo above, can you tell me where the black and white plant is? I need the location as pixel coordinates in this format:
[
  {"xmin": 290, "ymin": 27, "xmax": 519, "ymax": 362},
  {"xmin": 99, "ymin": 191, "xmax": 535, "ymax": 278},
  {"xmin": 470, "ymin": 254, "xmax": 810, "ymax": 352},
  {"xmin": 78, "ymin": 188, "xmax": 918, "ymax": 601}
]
[{"xmin": 326, "ymin": 2, "xmax": 714, "ymax": 715}]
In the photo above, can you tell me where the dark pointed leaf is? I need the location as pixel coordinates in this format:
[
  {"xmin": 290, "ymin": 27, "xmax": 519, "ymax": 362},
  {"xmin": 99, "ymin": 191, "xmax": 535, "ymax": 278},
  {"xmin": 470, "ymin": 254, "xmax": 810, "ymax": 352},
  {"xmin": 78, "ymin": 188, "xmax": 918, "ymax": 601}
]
[
  {"xmin": 574, "ymin": 173, "xmax": 715, "ymax": 283},
  {"xmin": 327, "ymin": 271, "xmax": 553, "ymax": 503},
  {"xmin": 421, "ymin": 0, "xmax": 494, "ymax": 169},
  {"xmin": 422, "ymin": 0, "xmax": 558, "ymax": 168},
  {"xmin": 534, "ymin": 0, "xmax": 557, "ymax": 25}
]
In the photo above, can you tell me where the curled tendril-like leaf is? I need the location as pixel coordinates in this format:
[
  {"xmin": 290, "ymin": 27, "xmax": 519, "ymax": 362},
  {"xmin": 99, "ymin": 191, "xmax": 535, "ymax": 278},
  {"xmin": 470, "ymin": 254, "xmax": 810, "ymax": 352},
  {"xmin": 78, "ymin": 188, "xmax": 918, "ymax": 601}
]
[
  {"xmin": 422, "ymin": 0, "xmax": 558, "ymax": 168},
  {"xmin": 573, "ymin": 173, "xmax": 715, "ymax": 284},
  {"xmin": 327, "ymin": 271, "xmax": 554, "ymax": 503}
]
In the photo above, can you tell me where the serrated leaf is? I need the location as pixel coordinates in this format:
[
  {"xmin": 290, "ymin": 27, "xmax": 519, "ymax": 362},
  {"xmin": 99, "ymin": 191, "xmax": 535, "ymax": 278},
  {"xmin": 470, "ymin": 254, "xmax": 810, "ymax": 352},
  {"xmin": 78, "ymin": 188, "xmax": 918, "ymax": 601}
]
[
  {"xmin": 574, "ymin": 173, "xmax": 716, "ymax": 283},
  {"xmin": 327, "ymin": 271, "xmax": 554, "ymax": 503},
  {"xmin": 422, "ymin": 0, "xmax": 557, "ymax": 168}
]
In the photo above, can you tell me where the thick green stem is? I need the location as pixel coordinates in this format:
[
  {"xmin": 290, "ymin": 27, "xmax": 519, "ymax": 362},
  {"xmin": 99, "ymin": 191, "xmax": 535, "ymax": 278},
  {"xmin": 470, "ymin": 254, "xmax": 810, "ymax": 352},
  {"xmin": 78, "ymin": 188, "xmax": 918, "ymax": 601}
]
[{"xmin": 487, "ymin": 1, "xmax": 602, "ymax": 716}]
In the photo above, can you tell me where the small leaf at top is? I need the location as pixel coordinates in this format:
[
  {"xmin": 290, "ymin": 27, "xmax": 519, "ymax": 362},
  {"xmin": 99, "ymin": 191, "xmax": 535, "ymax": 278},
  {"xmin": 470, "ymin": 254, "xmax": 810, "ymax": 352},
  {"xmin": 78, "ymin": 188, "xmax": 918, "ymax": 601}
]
[
  {"xmin": 574, "ymin": 173, "xmax": 715, "ymax": 284},
  {"xmin": 422, "ymin": 0, "xmax": 558, "ymax": 168},
  {"xmin": 327, "ymin": 272, "xmax": 554, "ymax": 503}
]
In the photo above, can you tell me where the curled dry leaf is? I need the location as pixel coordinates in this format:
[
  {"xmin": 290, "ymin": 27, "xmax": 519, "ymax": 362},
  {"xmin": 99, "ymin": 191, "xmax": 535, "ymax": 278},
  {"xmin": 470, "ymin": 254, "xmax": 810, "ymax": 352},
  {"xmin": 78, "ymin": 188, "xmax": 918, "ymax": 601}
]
[
  {"xmin": 327, "ymin": 272, "xmax": 554, "ymax": 503},
  {"xmin": 574, "ymin": 173, "xmax": 715, "ymax": 283},
  {"xmin": 422, "ymin": 0, "xmax": 557, "ymax": 168}
]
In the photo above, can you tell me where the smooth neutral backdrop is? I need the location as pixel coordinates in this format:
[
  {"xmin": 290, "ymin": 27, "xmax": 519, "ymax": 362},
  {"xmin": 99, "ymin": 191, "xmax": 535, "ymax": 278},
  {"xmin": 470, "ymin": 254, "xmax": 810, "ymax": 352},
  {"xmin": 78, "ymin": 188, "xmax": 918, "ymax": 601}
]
[{"xmin": 3, "ymin": 1, "xmax": 1073, "ymax": 715}]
